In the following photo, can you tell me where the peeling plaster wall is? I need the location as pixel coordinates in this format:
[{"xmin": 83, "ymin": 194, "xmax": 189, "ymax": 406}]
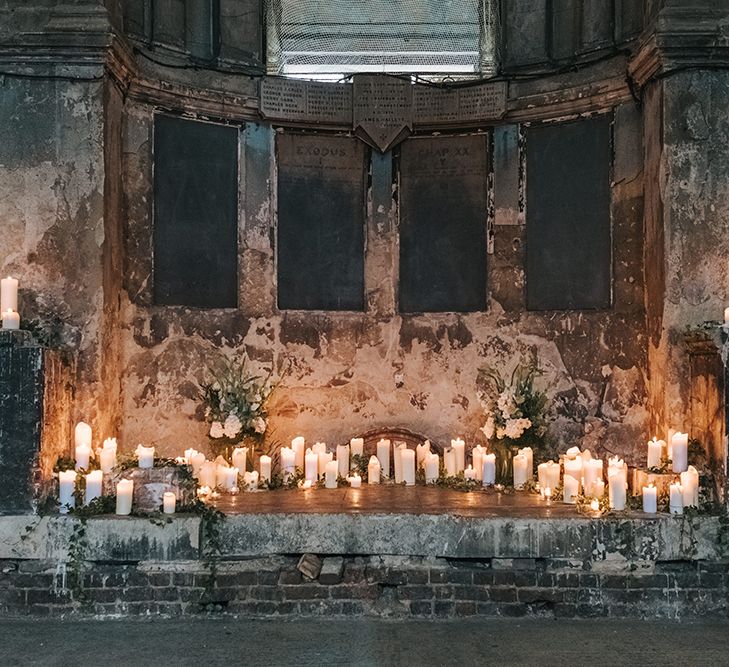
[
  {"xmin": 0, "ymin": 72, "xmax": 120, "ymax": 443},
  {"xmin": 118, "ymin": 103, "xmax": 648, "ymax": 463},
  {"xmin": 648, "ymin": 70, "xmax": 729, "ymax": 435}
]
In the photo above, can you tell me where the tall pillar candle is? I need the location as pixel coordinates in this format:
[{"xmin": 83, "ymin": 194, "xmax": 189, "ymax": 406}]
[
  {"xmin": 513, "ymin": 453, "xmax": 528, "ymax": 489},
  {"xmin": 84, "ymin": 470, "xmax": 103, "ymax": 505},
  {"xmin": 671, "ymin": 432, "xmax": 689, "ymax": 473},
  {"xmin": 75, "ymin": 421, "xmax": 92, "ymax": 448},
  {"xmin": 232, "ymin": 447, "xmax": 248, "ymax": 473},
  {"xmin": 642, "ymin": 484, "xmax": 657, "ymax": 514},
  {"xmin": 325, "ymin": 459, "xmax": 339, "ymax": 489},
  {"xmin": 367, "ymin": 456, "xmax": 381, "ymax": 485},
  {"xmin": 482, "ymin": 453, "xmax": 496, "ymax": 486},
  {"xmin": 401, "ymin": 448, "xmax": 416, "ymax": 486},
  {"xmin": 451, "ymin": 438, "xmax": 466, "ymax": 473},
  {"xmin": 336, "ymin": 444, "xmax": 350, "ymax": 478},
  {"xmin": 136, "ymin": 445, "xmax": 154, "ymax": 469},
  {"xmin": 608, "ymin": 468, "xmax": 627, "ymax": 510},
  {"xmin": 538, "ymin": 461, "xmax": 560, "ymax": 492},
  {"xmin": 647, "ymin": 437, "xmax": 664, "ymax": 469},
  {"xmin": 163, "ymin": 492, "xmax": 176, "ymax": 514},
  {"xmin": 471, "ymin": 445, "xmax": 486, "ymax": 481},
  {"xmin": 393, "ymin": 443, "xmax": 406, "ymax": 483},
  {"xmin": 216, "ymin": 464, "xmax": 230, "ymax": 489},
  {"xmin": 115, "ymin": 479, "xmax": 134, "ymax": 515},
  {"xmin": 58, "ymin": 470, "xmax": 77, "ymax": 513},
  {"xmin": 681, "ymin": 465, "xmax": 699, "ymax": 507},
  {"xmin": 376, "ymin": 439, "xmax": 391, "ymax": 478},
  {"xmin": 444, "ymin": 448, "xmax": 457, "ymax": 477},
  {"xmin": 563, "ymin": 457, "xmax": 583, "ymax": 494},
  {"xmin": 75, "ymin": 442, "xmax": 92, "ymax": 471},
  {"xmin": 190, "ymin": 452, "xmax": 206, "ymax": 477},
  {"xmin": 291, "ymin": 436, "xmax": 306, "ymax": 469},
  {"xmin": 670, "ymin": 482, "xmax": 684, "ymax": 514},
  {"xmin": 305, "ymin": 449, "xmax": 318, "ymax": 484},
  {"xmin": 0, "ymin": 276, "xmax": 18, "ymax": 312},
  {"xmin": 424, "ymin": 453, "xmax": 439, "ymax": 483},
  {"xmin": 198, "ymin": 461, "xmax": 217, "ymax": 489},
  {"xmin": 280, "ymin": 446, "xmax": 296, "ymax": 481},
  {"xmin": 416, "ymin": 441, "xmax": 431, "ymax": 468},
  {"xmin": 517, "ymin": 447, "xmax": 533, "ymax": 481},
  {"xmin": 259, "ymin": 455, "xmax": 272, "ymax": 484},
  {"xmin": 99, "ymin": 438, "xmax": 117, "ymax": 473},
  {"xmin": 563, "ymin": 474, "xmax": 579, "ymax": 504},
  {"xmin": 350, "ymin": 438, "xmax": 364, "ymax": 458}
]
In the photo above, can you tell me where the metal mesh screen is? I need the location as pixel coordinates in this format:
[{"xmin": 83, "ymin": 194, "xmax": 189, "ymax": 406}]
[{"xmin": 266, "ymin": 0, "xmax": 499, "ymax": 81}]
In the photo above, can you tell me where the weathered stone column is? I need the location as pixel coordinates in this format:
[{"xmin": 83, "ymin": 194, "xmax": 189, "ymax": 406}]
[{"xmin": 0, "ymin": 331, "xmax": 74, "ymax": 514}]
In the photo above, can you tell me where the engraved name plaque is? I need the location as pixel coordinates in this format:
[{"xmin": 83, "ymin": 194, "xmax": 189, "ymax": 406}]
[
  {"xmin": 353, "ymin": 75, "xmax": 413, "ymax": 152},
  {"xmin": 413, "ymin": 81, "xmax": 508, "ymax": 126},
  {"xmin": 260, "ymin": 78, "xmax": 352, "ymax": 125}
]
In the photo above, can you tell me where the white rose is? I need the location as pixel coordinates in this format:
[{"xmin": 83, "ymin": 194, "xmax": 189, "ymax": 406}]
[
  {"xmin": 223, "ymin": 414, "xmax": 243, "ymax": 439},
  {"xmin": 209, "ymin": 421, "xmax": 224, "ymax": 439},
  {"xmin": 253, "ymin": 417, "xmax": 267, "ymax": 434}
]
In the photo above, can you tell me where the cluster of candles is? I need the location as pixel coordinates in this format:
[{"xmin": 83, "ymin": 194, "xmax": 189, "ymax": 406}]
[
  {"xmin": 59, "ymin": 422, "xmax": 176, "ymax": 516},
  {"xmin": 1, "ymin": 276, "xmax": 20, "ymax": 330},
  {"xmin": 644, "ymin": 431, "xmax": 698, "ymax": 515}
]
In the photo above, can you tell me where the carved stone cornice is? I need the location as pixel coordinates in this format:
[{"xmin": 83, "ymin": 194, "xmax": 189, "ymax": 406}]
[{"xmin": 629, "ymin": 4, "xmax": 729, "ymax": 88}]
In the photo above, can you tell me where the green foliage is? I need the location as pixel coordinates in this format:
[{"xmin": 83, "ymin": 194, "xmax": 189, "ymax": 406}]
[{"xmin": 351, "ymin": 454, "xmax": 370, "ymax": 479}]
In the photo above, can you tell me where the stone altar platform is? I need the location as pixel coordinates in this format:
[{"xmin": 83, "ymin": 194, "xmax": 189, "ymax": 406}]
[{"xmin": 0, "ymin": 488, "xmax": 726, "ymax": 620}]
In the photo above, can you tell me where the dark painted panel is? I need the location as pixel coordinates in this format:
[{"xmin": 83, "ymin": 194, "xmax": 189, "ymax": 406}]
[
  {"xmin": 399, "ymin": 135, "xmax": 488, "ymax": 313},
  {"xmin": 277, "ymin": 134, "xmax": 366, "ymax": 311},
  {"xmin": 153, "ymin": 0, "xmax": 185, "ymax": 48},
  {"xmin": 153, "ymin": 115, "xmax": 239, "ymax": 308},
  {"xmin": 219, "ymin": 0, "xmax": 263, "ymax": 64},
  {"xmin": 526, "ymin": 115, "xmax": 612, "ymax": 311},
  {"xmin": 502, "ymin": 0, "xmax": 549, "ymax": 70}
]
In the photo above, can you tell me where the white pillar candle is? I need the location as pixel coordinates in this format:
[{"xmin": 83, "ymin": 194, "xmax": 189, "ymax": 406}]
[
  {"xmin": 482, "ymin": 453, "xmax": 496, "ymax": 486},
  {"xmin": 368, "ymin": 455, "xmax": 381, "ymax": 485},
  {"xmin": 444, "ymin": 448, "xmax": 457, "ymax": 477},
  {"xmin": 592, "ymin": 479, "xmax": 605, "ymax": 499},
  {"xmin": 647, "ymin": 437, "xmax": 664, "ymax": 469},
  {"xmin": 608, "ymin": 468, "xmax": 627, "ymax": 510},
  {"xmin": 304, "ymin": 449, "xmax": 319, "ymax": 484},
  {"xmin": 115, "ymin": 479, "xmax": 134, "ymax": 515},
  {"xmin": 464, "ymin": 465, "xmax": 476, "ymax": 481},
  {"xmin": 216, "ymin": 464, "xmax": 230, "ymax": 489},
  {"xmin": 232, "ymin": 447, "xmax": 248, "ymax": 473},
  {"xmin": 136, "ymin": 445, "xmax": 154, "ymax": 469},
  {"xmin": 581, "ymin": 449, "xmax": 593, "ymax": 463},
  {"xmin": 376, "ymin": 439, "xmax": 391, "ymax": 478},
  {"xmin": 58, "ymin": 470, "xmax": 77, "ymax": 513},
  {"xmin": 292, "ymin": 436, "xmax": 306, "ymax": 469},
  {"xmin": 724, "ymin": 306, "xmax": 729, "ymax": 324},
  {"xmin": 537, "ymin": 461, "xmax": 560, "ymax": 492},
  {"xmin": 401, "ymin": 448, "xmax": 416, "ymax": 486},
  {"xmin": 471, "ymin": 445, "xmax": 486, "ymax": 481},
  {"xmin": 259, "ymin": 455, "xmax": 272, "ymax": 483},
  {"xmin": 350, "ymin": 438, "xmax": 364, "ymax": 458},
  {"xmin": 565, "ymin": 446, "xmax": 581, "ymax": 459},
  {"xmin": 337, "ymin": 444, "xmax": 350, "ymax": 478},
  {"xmin": 670, "ymin": 482, "xmax": 684, "ymax": 514},
  {"xmin": 671, "ymin": 432, "xmax": 689, "ymax": 473},
  {"xmin": 224, "ymin": 466, "xmax": 239, "ymax": 491},
  {"xmin": 84, "ymin": 470, "xmax": 103, "ymax": 505},
  {"xmin": 184, "ymin": 447, "xmax": 198, "ymax": 463},
  {"xmin": 424, "ymin": 452, "xmax": 440, "ymax": 483},
  {"xmin": 190, "ymin": 452, "xmax": 206, "ymax": 476},
  {"xmin": 280, "ymin": 446, "xmax": 296, "ymax": 481},
  {"xmin": 393, "ymin": 442, "xmax": 406, "ymax": 483},
  {"xmin": 99, "ymin": 438, "xmax": 117, "ymax": 473},
  {"xmin": 243, "ymin": 470, "xmax": 259, "ymax": 491},
  {"xmin": 0, "ymin": 276, "xmax": 18, "ymax": 312},
  {"xmin": 75, "ymin": 443, "xmax": 92, "ymax": 471},
  {"xmin": 513, "ymin": 453, "xmax": 528, "ymax": 489},
  {"xmin": 517, "ymin": 447, "xmax": 533, "ymax": 481},
  {"xmin": 318, "ymin": 451, "xmax": 333, "ymax": 478},
  {"xmin": 667, "ymin": 428, "xmax": 676, "ymax": 460},
  {"xmin": 564, "ymin": 455, "xmax": 583, "ymax": 484},
  {"xmin": 563, "ymin": 474, "xmax": 580, "ymax": 504},
  {"xmin": 312, "ymin": 442, "xmax": 327, "ymax": 455},
  {"xmin": 163, "ymin": 492, "xmax": 176, "ymax": 514},
  {"xmin": 681, "ymin": 465, "xmax": 699, "ymax": 507},
  {"xmin": 582, "ymin": 459, "xmax": 603, "ymax": 497},
  {"xmin": 451, "ymin": 438, "xmax": 466, "ymax": 473},
  {"xmin": 642, "ymin": 484, "xmax": 657, "ymax": 513},
  {"xmin": 325, "ymin": 459, "xmax": 339, "ymax": 489},
  {"xmin": 2, "ymin": 309, "xmax": 19, "ymax": 330},
  {"xmin": 416, "ymin": 441, "xmax": 431, "ymax": 468},
  {"xmin": 348, "ymin": 473, "xmax": 362, "ymax": 488},
  {"xmin": 198, "ymin": 461, "xmax": 217, "ymax": 489}
]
